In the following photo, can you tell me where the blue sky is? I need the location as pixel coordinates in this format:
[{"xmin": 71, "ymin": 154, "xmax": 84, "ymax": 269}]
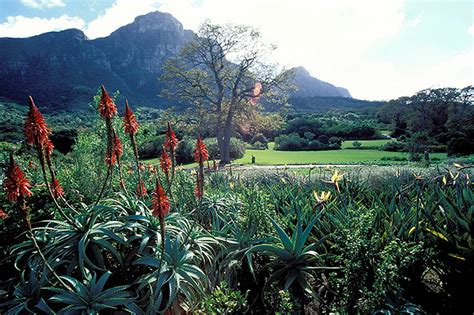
[{"xmin": 0, "ymin": 0, "xmax": 472, "ymax": 100}]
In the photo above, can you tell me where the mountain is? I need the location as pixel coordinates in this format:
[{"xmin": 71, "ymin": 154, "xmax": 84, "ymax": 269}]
[
  {"xmin": 0, "ymin": 11, "xmax": 351, "ymax": 112},
  {"xmin": 0, "ymin": 11, "xmax": 193, "ymax": 112},
  {"xmin": 289, "ymin": 66, "xmax": 351, "ymax": 98}
]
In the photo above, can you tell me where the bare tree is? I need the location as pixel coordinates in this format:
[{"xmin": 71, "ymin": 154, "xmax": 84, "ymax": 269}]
[{"xmin": 161, "ymin": 21, "xmax": 291, "ymax": 164}]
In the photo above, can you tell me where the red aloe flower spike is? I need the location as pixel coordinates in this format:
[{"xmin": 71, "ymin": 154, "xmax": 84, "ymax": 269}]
[
  {"xmin": 113, "ymin": 131, "xmax": 123, "ymax": 162},
  {"xmin": 159, "ymin": 147, "xmax": 171, "ymax": 176},
  {"xmin": 98, "ymin": 85, "xmax": 117, "ymax": 120},
  {"xmin": 44, "ymin": 137, "xmax": 55, "ymax": 157},
  {"xmin": 0, "ymin": 209, "xmax": 8, "ymax": 220},
  {"xmin": 193, "ymin": 136, "xmax": 209, "ymax": 163},
  {"xmin": 123, "ymin": 100, "xmax": 139, "ymax": 136},
  {"xmin": 51, "ymin": 178, "xmax": 64, "ymax": 198},
  {"xmin": 136, "ymin": 181, "xmax": 148, "ymax": 197},
  {"xmin": 24, "ymin": 96, "xmax": 51, "ymax": 147},
  {"xmin": 4, "ymin": 154, "xmax": 32, "ymax": 202},
  {"xmin": 151, "ymin": 182, "xmax": 170, "ymax": 219},
  {"xmin": 164, "ymin": 122, "xmax": 178, "ymax": 151},
  {"xmin": 194, "ymin": 178, "xmax": 202, "ymax": 198}
]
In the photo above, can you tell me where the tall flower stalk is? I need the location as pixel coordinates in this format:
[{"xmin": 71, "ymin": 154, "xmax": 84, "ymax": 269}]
[
  {"xmin": 123, "ymin": 100, "xmax": 143, "ymax": 197},
  {"xmin": 159, "ymin": 146, "xmax": 172, "ymax": 189},
  {"xmin": 164, "ymin": 122, "xmax": 178, "ymax": 186},
  {"xmin": 151, "ymin": 180, "xmax": 170, "ymax": 253},
  {"xmin": 3, "ymin": 154, "xmax": 70, "ymax": 290},
  {"xmin": 24, "ymin": 96, "xmax": 74, "ymax": 221},
  {"xmin": 96, "ymin": 85, "xmax": 118, "ymax": 204},
  {"xmin": 193, "ymin": 136, "xmax": 209, "ymax": 201}
]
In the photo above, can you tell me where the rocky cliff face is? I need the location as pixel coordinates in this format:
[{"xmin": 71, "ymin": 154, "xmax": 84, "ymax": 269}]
[
  {"xmin": 0, "ymin": 11, "xmax": 193, "ymax": 111},
  {"xmin": 289, "ymin": 66, "xmax": 351, "ymax": 98},
  {"xmin": 0, "ymin": 11, "xmax": 351, "ymax": 111}
]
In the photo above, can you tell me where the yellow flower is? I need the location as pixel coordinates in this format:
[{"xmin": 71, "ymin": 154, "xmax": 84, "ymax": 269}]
[
  {"xmin": 442, "ymin": 176, "xmax": 447, "ymax": 186},
  {"xmin": 313, "ymin": 191, "xmax": 331, "ymax": 204},
  {"xmin": 229, "ymin": 181, "xmax": 235, "ymax": 189},
  {"xmin": 331, "ymin": 170, "xmax": 343, "ymax": 191},
  {"xmin": 413, "ymin": 173, "xmax": 423, "ymax": 180},
  {"xmin": 453, "ymin": 162, "xmax": 462, "ymax": 169}
]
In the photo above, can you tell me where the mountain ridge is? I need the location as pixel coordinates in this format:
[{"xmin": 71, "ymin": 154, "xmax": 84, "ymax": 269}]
[{"xmin": 0, "ymin": 11, "xmax": 352, "ymax": 112}]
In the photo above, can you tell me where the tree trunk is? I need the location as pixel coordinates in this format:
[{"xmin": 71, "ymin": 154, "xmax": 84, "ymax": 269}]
[
  {"xmin": 216, "ymin": 115, "xmax": 226, "ymax": 165},
  {"xmin": 221, "ymin": 109, "xmax": 234, "ymax": 165}
]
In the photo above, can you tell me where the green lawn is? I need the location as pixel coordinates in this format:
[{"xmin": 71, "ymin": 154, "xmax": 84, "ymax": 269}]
[
  {"xmin": 144, "ymin": 141, "xmax": 448, "ymax": 167},
  {"xmin": 341, "ymin": 139, "xmax": 393, "ymax": 149},
  {"xmin": 234, "ymin": 146, "xmax": 447, "ymax": 165}
]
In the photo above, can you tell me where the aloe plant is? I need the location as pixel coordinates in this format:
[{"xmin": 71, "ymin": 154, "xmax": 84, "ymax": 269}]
[
  {"xmin": 248, "ymin": 213, "xmax": 336, "ymax": 297},
  {"xmin": 48, "ymin": 271, "xmax": 139, "ymax": 314}
]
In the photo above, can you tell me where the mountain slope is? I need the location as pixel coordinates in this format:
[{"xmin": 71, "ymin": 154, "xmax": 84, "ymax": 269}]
[
  {"xmin": 0, "ymin": 11, "xmax": 352, "ymax": 112},
  {"xmin": 289, "ymin": 66, "xmax": 351, "ymax": 98},
  {"xmin": 0, "ymin": 11, "xmax": 192, "ymax": 111}
]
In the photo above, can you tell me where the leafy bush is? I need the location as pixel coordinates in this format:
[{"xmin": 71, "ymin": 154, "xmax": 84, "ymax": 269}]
[
  {"xmin": 250, "ymin": 133, "xmax": 269, "ymax": 145},
  {"xmin": 251, "ymin": 141, "xmax": 267, "ymax": 150},
  {"xmin": 274, "ymin": 133, "xmax": 341, "ymax": 151},
  {"xmin": 447, "ymin": 136, "xmax": 474, "ymax": 156},
  {"xmin": 204, "ymin": 137, "xmax": 246, "ymax": 160},
  {"xmin": 382, "ymin": 141, "xmax": 407, "ymax": 152}
]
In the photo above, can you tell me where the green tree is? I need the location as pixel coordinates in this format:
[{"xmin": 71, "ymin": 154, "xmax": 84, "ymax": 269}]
[{"xmin": 162, "ymin": 21, "xmax": 291, "ymax": 164}]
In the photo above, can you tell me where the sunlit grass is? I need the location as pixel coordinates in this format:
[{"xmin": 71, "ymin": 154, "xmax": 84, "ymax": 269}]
[{"xmin": 341, "ymin": 139, "xmax": 393, "ymax": 149}]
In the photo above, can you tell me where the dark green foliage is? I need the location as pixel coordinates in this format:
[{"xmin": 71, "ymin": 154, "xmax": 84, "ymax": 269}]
[
  {"xmin": 50, "ymin": 129, "xmax": 77, "ymax": 154},
  {"xmin": 447, "ymin": 136, "xmax": 474, "ymax": 156},
  {"xmin": 250, "ymin": 133, "xmax": 269, "ymax": 146},
  {"xmin": 196, "ymin": 281, "xmax": 248, "ymax": 314},
  {"xmin": 378, "ymin": 86, "xmax": 474, "ymax": 153},
  {"xmin": 382, "ymin": 141, "xmax": 407, "ymax": 152},
  {"xmin": 204, "ymin": 138, "xmax": 246, "ymax": 160},
  {"xmin": 274, "ymin": 133, "xmax": 341, "ymax": 151}
]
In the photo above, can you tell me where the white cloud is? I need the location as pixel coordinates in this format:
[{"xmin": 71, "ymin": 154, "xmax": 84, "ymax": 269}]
[
  {"xmin": 85, "ymin": 0, "xmax": 160, "ymax": 38},
  {"xmin": 21, "ymin": 0, "xmax": 65, "ymax": 9},
  {"xmin": 342, "ymin": 49, "xmax": 474, "ymax": 100},
  {"xmin": 0, "ymin": 15, "xmax": 85, "ymax": 38}
]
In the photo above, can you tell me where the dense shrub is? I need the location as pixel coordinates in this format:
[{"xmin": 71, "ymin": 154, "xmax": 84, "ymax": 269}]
[
  {"xmin": 250, "ymin": 133, "xmax": 269, "ymax": 146},
  {"xmin": 274, "ymin": 133, "xmax": 341, "ymax": 151},
  {"xmin": 251, "ymin": 141, "xmax": 267, "ymax": 150},
  {"xmin": 204, "ymin": 137, "xmax": 246, "ymax": 160},
  {"xmin": 50, "ymin": 129, "xmax": 77, "ymax": 154},
  {"xmin": 382, "ymin": 141, "xmax": 407, "ymax": 152},
  {"xmin": 138, "ymin": 134, "xmax": 165, "ymax": 159},
  {"xmin": 447, "ymin": 136, "xmax": 474, "ymax": 156}
]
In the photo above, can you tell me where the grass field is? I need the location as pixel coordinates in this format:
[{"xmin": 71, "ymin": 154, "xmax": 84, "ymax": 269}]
[
  {"xmin": 144, "ymin": 140, "xmax": 449, "ymax": 167},
  {"xmin": 234, "ymin": 147, "xmax": 447, "ymax": 165},
  {"xmin": 341, "ymin": 138, "xmax": 393, "ymax": 149}
]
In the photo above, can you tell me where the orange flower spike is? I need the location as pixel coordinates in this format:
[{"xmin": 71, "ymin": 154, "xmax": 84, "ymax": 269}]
[
  {"xmin": 160, "ymin": 148, "xmax": 171, "ymax": 175},
  {"xmin": 151, "ymin": 182, "xmax": 170, "ymax": 219},
  {"xmin": 112, "ymin": 132, "xmax": 123, "ymax": 161},
  {"xmin": 123, "ymin": 100, "xmax": 139, "ymax": 136},
  {"xmin": 194, "ymin": 180, "xmax": 202, "ymax": 198},
  {"xmin": 44, "ymin": 137, "xmax": 55, "ymax": 157},
  {"xmin": 136, "ymin": 181, "xmax": 148, "ymax": 197},
  {"xmin": 98, "ymin": 85, "xmax": 117, "ymax": 120},
  {"xmin": 0, "ymin": 208, "xmax": 8, "ymax": 220},
  {"xmin": 193, "ymin": 137, "xmax": 209, "ymax": 163},
  {"xmin": 4, "ymin": 154, "xmax": 32, "ymax": 202},
  {"xmin": 24, "ymin": 96, "xmax": 50, "ymax": 146},
  {"xmin": 164, "ymin": 122, "xmax": 178, "ymax": 151},
  {"xmin": 51, "ymin": 178, "xmax": 64, "ymax": 198}
]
